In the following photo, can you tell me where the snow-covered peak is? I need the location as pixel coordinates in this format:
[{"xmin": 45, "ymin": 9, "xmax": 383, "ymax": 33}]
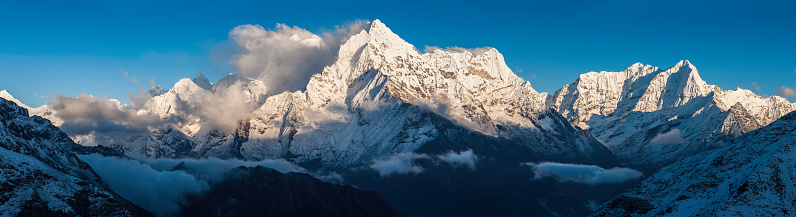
[
  {"xmin": 549, "ymin": 60, "xmax": 796, "ymax": 172},
  {"xmin": 147, "ymin": 85, "xmax": 167, "ymax": 97},
  {"xmin": 170, "ymin": 78, "xmax": 209, "ymax": 95},
  {"xmin": 0, "ymin": 90, "xmax": 30, "ymax": 109},
  {"xmin": 192, "ymin": 71, "xmax": 213, "ymax": 90},
  {"xmin": 304, "ymin": 19, "xmax": 546, "ymax": 136}
]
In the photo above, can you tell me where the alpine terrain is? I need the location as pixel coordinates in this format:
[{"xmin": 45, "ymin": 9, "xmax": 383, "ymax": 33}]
[
  {"xmin": 549, "ymin": 61, "xmax": 796, "ymax": 172},
  {"xmin": 591, "ymin": 109, "xmax": 796, "ymax": 216},
  {"xmin": 2, "ymin": 20, "xmax": 628, "ymax": 216},
  {"xmin": 0, "ymin": 97, "xmax": 153, "ymax": 216}
]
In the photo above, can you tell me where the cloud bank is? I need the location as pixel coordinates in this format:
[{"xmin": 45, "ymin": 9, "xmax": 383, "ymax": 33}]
[
  {"xmin": 650, "ymin": 128, "xmax": 688, "ymax": 145},
  {"xmin": 526, "ymin": 162, "xmax": 643, "ymax": 185},
  {"xmin": 79, "ymin": 154, "xmax": 206, "ymax": 217},
  {"xmin": 79, "ymin": 154, "xmax": 308, "ymax": 216},
  {"xmin": 369, "ymin": 150, "xmax": 483, "ymax": 176}
]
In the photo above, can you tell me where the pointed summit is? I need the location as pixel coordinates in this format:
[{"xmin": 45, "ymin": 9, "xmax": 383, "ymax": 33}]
[
  {"xmin": 147, "ymin": 85, "xmax": 167, "ymax": 97},
  {"xmin": 0, "ymin": 90, "xmax": 30, "ymax": 109},
  {"xmin": 365, "ymin": 19, "xmax": 416, "ymax": 57},
  {"xmin": 193, "ymin": 71, "xmax": 213, "ymax": 90}
]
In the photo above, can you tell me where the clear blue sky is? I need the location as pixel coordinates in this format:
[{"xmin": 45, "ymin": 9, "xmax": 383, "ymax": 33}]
[{"xmin": 1, "ymin": 0, "xmax": 794, "ymax": 106}]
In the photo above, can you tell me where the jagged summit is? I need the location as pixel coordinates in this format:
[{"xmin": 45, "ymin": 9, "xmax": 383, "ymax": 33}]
[
  {"xmin": 146, "ymin": 85, "xmax": 167, "ymax": 97},
  {"xmin": 0, "ymin": 97, "xmax": 153, "ymax": 216},
  {"xmin": 92, "ymin": 19, "xmax": 614, "ymax": 172},
  {"xmin": 549, "ymin": 60, "xmax": 796, "ymax": 172},
  {"xmin": 592, "ymin": 109, "xmax": 796, "ymax": 216},
  {"xmin": 0, "ymin": 89, "xmax": 30, "ymax": 109},
  {"xmin": 192, "ymin": 71, "xmax": 213, "ymax": 90}
]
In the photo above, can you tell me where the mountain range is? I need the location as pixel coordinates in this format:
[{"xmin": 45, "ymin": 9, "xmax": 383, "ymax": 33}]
[{"xmin": 1, "ymin": 19, "xmax": 794, "ymax": 216}]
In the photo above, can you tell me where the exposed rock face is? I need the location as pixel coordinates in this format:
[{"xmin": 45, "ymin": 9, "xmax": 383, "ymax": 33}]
[
  {"xmin": 591, "ymin": 110, "xmax": 796, "ymax": 217},
  {"xmin": 0, "ymin": 98, "xmax": 152, "ymax": 217},
  {"xmin": 548, "ymin": 61, "xmax": 796, "ymax": 172},
  {"xmin": 178, "ymin": 166, "xmax": 403, "ymax": 217}
]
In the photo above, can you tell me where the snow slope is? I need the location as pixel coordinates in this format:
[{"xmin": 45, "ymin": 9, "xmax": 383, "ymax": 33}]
[
  {"xmin": 0, "ymin": 98, "xmax": 152, "ymax": 216},
  {"xmin": 548, "ymin": 61, "xmax": 796, "ymax": 172},
  {"xmin": 591, "ymin": 110, "xmax": 796, "ymax": 216},
  {"xmin": 59, "ymin": 20, "xmax": 616, "ymax": 170}
]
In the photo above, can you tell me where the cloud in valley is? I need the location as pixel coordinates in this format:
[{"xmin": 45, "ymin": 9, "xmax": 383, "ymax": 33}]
[
  {"xmin": 130, "ymin": 155, "xmax": 307, "ymax": 182},
  {"xmin": 526, "ymin": 162, "xmax": 643, "ymax": 185},
  {"xmin": 438, "ymin": 149, "xmax": 479, "ymax": 169},
  {"xmin": 79, "ymin": 154, "xmax": 206, "ymax": 217},
  {"xmin": 79, "ymin": 154, "xmax": 308, "ymax": 216},
  {"xmin": 650, "ymin": 128, "xmax": 688, "ymax": 145},
  {"xmin": 369, "ymin": 152, "xmax": 430, "ymax": 177}
]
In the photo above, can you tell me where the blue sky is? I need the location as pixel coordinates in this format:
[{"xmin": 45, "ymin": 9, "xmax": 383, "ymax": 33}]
[{"xmin": 1, "ymin": 0, "xmax": 794, "ymax": 106}]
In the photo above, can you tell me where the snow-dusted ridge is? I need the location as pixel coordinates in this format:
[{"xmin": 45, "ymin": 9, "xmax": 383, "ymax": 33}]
[
  {"xmin": 0, "ymin": 97, "xmax": 151, "ymax": 216},
  {"xmin": 591, "ymin": 109, "xmax": 796, "ymax": 216},
  {"xmin": 548, "ymin": 60, "xmax": 796, "ymax": 172},
  {"xmin": 13, "ymin": 20, "xmax": 614, "ymax": 170}
]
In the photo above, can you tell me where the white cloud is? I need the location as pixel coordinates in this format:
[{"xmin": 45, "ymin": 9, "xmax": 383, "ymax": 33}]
[
  {"xmin": 777, "ymin": 86, "xmax": 796, "ymax": 97},
  {"xmin": 369, "ymin": 152, "xmax": 429, "ymax": 177},
  {"xmin": 423, "ymin": 45, "xmax": 493, "ymax": 56},
  {"xmin": 130, "ymin": 155, "xmax": 307, "ymax": 182},
  {"xmin": 79, "ymin": 154, "xmax": 206, "ymax": 217},
  {"xmin": 650, "ymin": 128, "xmax": 688, "ymax": 145},
  {"xmin": 438, "ymin": 149, "xmax": 478, "ymax": 169},
  {"xmin": 52, "ymin": 94, "xmax": 174, "ymax": 137},
  {"xmin": 79, "ymin": 154, "xmax": 309, "ymax": 216},
  {"xmin": 230, "ymin": 20, "xmax": 369, "ymax": 96},
  {"xmin": 525, "ymin": 162, "xmax": 643, "ymax": 185}
]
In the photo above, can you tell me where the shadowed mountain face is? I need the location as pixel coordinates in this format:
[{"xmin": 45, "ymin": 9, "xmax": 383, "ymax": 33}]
[
  {"xmin": 342, "ymin": 112, "xmax": 627, "ymax": 217},
  {"xmin": 178, "ymin": 166, "xmax": 402, "ymax": 217},
  {"xmin": 0, "ymin": 98, "xmax": 153, "ymax": 217},
  {"xmin": 591, "ymin": 110, "xmax": 796, "ymax": 217}
]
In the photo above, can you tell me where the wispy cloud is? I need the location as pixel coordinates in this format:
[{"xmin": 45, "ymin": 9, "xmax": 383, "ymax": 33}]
[
  {"xmin": 777, "ymin": 86, "xmax": 796, "ymax": 97},
  {"xmin": 369, "ymin": 152, "xmax": 430, "ymax": 177},
  {"xmin": 423, "ymin": 45, "xmax": 493, "ymax": 56},
  {"xmin": 437, "ymin": 149, "xmax": 478, "ymax": 169},
  {"xmin": 525, "ymin": 162, "xmax": 643, "ymax": 185},
  {"xmin": 751, "ymin": 82, "xmax": 760, "ymax": 91}
]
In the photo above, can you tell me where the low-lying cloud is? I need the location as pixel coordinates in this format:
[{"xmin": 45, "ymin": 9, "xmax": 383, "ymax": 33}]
[
  {"xmin": 130, "ymin": 155, "xmax": 307, "ymax": 182},
  {"xmin": 438, "ymin": 149, "xmax": 478, "ymax": 169},
  {"xmin": 79, "ymin": 154, "xmax": 308, "ymax": 217},
  {"xmin": 79, "ymin": 154, "xmax": 206, "ymax": 217},
  {"xmin": 650, "ymin": 128, "xmax": 688, "ymax": 145},
  {"xmin": 369, "ymin": 150, "xmax": 482, "ymax": 176},
  {"xmin": 370, "ymin": 152, "xmax": 430, "ymax": 177},
  {"xmin": 525, "ymin": 162, "xmax": 643, "ymax": 185}
]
